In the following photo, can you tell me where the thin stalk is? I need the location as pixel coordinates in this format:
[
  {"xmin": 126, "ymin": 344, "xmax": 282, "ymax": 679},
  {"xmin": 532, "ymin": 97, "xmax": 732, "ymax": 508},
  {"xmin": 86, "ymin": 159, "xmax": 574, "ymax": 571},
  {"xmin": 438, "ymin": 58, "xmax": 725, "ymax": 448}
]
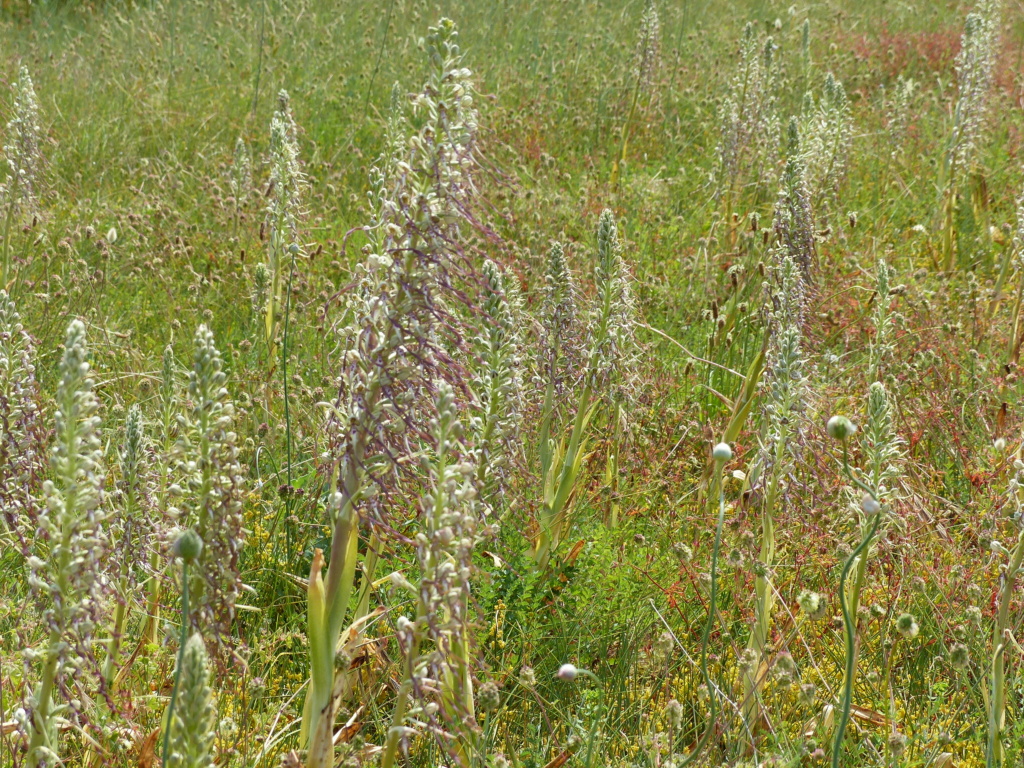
[
  {"xmin": 675, "ymin": 453, "xmax": 727, "ymax": 766},
  {"xmin": 986, "ymin": 528, "xmax": 1024, "ymax": 768},
  {"xmin": 612, "ymin": 77, "xmax": 643, "ymax": 189},
  {"xmin": 281, "ymin": 246, "xmax": 297, "ymax": 557},
  {"xmin": 161, "ymin": 560, "xmax": 191, "ymax": 768},
  {"xmin": 832, "ymin": 444, "xmax": 883, "ymax": 768},
  {"xmin": 102, "ymin": 577, "xmax": 129, "ymax": 688}
]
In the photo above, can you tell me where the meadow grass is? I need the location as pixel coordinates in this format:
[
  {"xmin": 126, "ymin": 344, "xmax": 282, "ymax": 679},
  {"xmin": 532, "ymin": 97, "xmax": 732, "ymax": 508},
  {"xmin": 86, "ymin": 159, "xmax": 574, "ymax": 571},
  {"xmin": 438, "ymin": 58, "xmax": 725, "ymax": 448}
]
[{"xmin": 0, "ymin": 0, "xmax": 1023, "ymax": 766}]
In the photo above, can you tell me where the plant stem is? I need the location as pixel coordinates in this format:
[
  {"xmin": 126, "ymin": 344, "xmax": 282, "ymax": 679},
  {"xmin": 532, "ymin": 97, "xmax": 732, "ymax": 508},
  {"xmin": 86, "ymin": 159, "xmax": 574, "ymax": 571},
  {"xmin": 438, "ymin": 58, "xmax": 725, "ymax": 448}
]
[
  {"xmin": 987, "ymin": 528, "xmax": 1024, "ymax": 768},
  {"xmin": 161, "ymin": 559, "xmax": 190, "ymax": 768},
  {"xmin": 676, "ymin": 455, "xmax": 727, "ymax": 766},
  {"xmin": 832, "ymin": 445, "xmax": 883, "ymax": 768}
]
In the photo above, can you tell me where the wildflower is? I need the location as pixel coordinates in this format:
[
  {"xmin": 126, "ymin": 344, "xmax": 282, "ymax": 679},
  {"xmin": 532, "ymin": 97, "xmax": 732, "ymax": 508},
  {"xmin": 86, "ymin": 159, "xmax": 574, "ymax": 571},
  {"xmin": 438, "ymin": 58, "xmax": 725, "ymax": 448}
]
[
  {"xmin": 862, "ymin": 382, "xmax": 902, "ymax": 503},
  {"xmin": 774, "ymin": 119, "xmax": 815, "ymax": 279},
  {"xmin": 895, "ymin": 613, "xmax": 919, "ymax": 639},
  {"xmin": 949, "ymin": 643, "xmax": 969, "ymax": 670},
  {"xmin": 885, "ymin": 75, "xmax": 917, "ymax": 158},
  {"xmin": 518, "ymin": 665, "xmax": 537, "ymax": 687},
  {"xmin": 477, "ymin": 681, "xmax": 501, "ymax": 712},
  {"xmin": 3, "ymin": 65, "xmax": 43, "ymax": 217},
  {"xmin": 25, "ymin": 320, "xmax": 109, "ymax": 765},
  {"xmin": 949, "ymin": 2, "xmax": 1001, "ymax": 175},
  {"xmin": 182, "ymin": 325, "xmax": 245, "ymax": 642},
  {"xmin": 382, "ymin": 382, "xmax": 486, "ymax": 758},
  {"xmin": 799, "ymin": 683, "xmax": 817, "ymax": 706},
  {"xmin": 868, "ymin": 257, "xmax": 897, "ymax": 382},
  {"xmin": 0, "ymin": 289, "xmax": 46, "ymax": 552},
  {"xmin": 716, "ymin": 24, "xmax": 781, "ymax": 203},
  {"xmin": 230, "ymin": 136, "xmax": 251, "ymax": 205},
  {"xmin": 797, "ymin": 590, "xmax": 827, "ymax": 621},
  {"xmin": 632, "ymin": 0, "xmax": 660, "ymax": 94},
  {"xmin": 324, "ymin": 23, "xmax": 482, "ymax": 764},
  {"xmin": 540, "ymin": 241, "xmax": 580, "ymax": 390},
  {"xmin": 666, "ymin": 698, "xmax": 683, "ymax": 728},
  {"xmin": 888, "ymin": 732, "xmax": 908, "ymax": 757},
  {"xmin": 164, "ymin": 633, "xmax": 216, "ymax": 768},
  {"xmin": 672, "ymin": 541, "xmax": 693, "ymax": 562},
  {"xmin": 773, "ymin": 652, "xmax": 799, "ymax": 684},
  {"xmin": 2, "ymin": 66, "xmax": 43, "ymax": 283},
  {"xmin": 262, "ymin": 91, "xmax": 304, "ymax": 350},
  {"xmin": 654, "ymin": 631, "xmax": 674, "ymax": 659},
  {"xmin": 712, "ymin": 442, "xmax": 733, "ymax": 461},
  {"xmin": 588, "ymin": 209, "xmax": 639, "ymax": 397},
  {"xmin": 470, "ymin": 259, "xmax": 524, "ymax": 505}
]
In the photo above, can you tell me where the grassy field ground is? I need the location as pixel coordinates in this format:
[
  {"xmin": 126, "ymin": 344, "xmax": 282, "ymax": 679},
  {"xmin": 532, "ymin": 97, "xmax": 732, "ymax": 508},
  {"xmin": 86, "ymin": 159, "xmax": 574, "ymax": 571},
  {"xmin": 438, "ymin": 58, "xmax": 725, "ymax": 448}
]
[{"xmin": 1, "ymin": 0, "xmax": 1024, "ymax": 766}]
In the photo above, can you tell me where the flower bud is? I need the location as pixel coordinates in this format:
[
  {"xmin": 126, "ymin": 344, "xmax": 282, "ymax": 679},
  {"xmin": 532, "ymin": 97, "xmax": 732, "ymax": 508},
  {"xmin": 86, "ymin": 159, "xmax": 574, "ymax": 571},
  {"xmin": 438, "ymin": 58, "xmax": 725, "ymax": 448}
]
[
  {"xmin": 712, "ymin": 442, "xmax": 733, "ymax": 462},
  {"xmin": 826, "ymin": 415, "xmax": 856, "ymax": 440},
  {"xmin": 556, "ymin": 663, "xmax": 578, "ymax": 681},
  {"xmin": 173, "ymin": 529, "xmax": 203, "ymax": 563}
]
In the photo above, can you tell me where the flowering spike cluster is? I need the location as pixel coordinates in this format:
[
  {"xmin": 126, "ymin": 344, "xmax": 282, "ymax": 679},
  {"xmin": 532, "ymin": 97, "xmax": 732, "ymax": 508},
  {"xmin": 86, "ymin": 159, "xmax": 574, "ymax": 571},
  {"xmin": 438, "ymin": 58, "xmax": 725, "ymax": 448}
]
[
  {"xmin": 949, "ymin": 0, "xmax": 1001, "ymax": 174},
  {"xmin": 632, "ymin": 0, "xmax": 660, "ymax": 95},
  {"xmin": 164, "ymin": 633, "xmax": 216, "ymax": 768},
  {"xmin": 774, "ymin": 118, "xmax": 815, "ymax": 280},
  {"xmin": 589, "ymin": 209, "xmax": 639, "ymax": 398},
  {"xmin": 250, "ymin": 261, "xmax": 270, "ymax": 318},
  {"xmin": 471, "ymin": 259, "xmax": 523, "ymax": 505},
  {"xmin": 539, "ymin": 241, "xmax": 580, "ymax": 391},
  {"xmin": 715, "ymin": 23, "xmax": 781, "ymax": 201},
  {"xmin": 396, "ymin": 381, "xmax": 484, "ymax": 735},
  {"xmin": 24, "ymin": 320, "xmax": 108, "ymax": 765},
  {"xmin": 862, "ymin": 381, "xmax": 902, "ymax": 504},
  {"xmin": 182, "ymin": 325, "xmax": 244, "ymax": 640},
  {"xmin": 112, "ymin": 404, "xmax": 157, "ymax": 584},
  {"xmin": 0, "ymin": 289, "xmax": 46, "ymax": 551},
  {"xmin": 230, "ymin": 136, "xmax": 251, "ymax": 206},
  {"xmin": 365, "ymin": 83, "xmax": 408, "ymax": 256},
  {"xmin": 3, "ymin": 65, "xmax": 43, "ymax": 219},
  {"xmin": 802, "ymin": 72, "xmax": 852, "ymax": 216},
  {"xmin": 886, "ymin": 75, "xmax": 916, "ymax": 159},
  {"xmin": 758, "ymin": 246, "xmax": 808, "ymax": 484},
  {"xmin": 263, "ymin": 90, "xmax": 304, "ymax": 346},
  {"xmin": 868, "ymin": 257, "xmax": 896, "ymax": 383},
  {"xmin": 327, "ymin": 17, "xmax": 480, "ymax": 517}
]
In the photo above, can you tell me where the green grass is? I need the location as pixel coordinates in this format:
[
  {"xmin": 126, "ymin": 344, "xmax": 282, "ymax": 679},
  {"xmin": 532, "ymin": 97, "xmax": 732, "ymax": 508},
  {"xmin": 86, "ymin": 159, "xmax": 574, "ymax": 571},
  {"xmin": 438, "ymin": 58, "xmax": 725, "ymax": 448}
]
[{"xmin": 1, "ymin": 0, "xmax": 1024, "ymax": 766}]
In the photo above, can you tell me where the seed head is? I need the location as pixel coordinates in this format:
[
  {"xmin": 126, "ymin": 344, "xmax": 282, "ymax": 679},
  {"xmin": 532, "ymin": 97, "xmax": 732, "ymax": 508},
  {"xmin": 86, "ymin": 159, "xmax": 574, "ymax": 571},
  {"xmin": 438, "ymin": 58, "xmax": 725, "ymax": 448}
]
[{"xmin": 895, "ymin": 612, "xmax": 919, "ymax": 639}]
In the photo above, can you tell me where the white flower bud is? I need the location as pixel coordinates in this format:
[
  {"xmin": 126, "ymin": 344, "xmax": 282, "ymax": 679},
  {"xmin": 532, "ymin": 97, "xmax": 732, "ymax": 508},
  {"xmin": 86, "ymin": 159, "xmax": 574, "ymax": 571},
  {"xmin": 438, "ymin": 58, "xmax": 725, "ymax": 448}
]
[{"xmin": 556, "ymin": 663, "xmax": 578, "ymax": 681}]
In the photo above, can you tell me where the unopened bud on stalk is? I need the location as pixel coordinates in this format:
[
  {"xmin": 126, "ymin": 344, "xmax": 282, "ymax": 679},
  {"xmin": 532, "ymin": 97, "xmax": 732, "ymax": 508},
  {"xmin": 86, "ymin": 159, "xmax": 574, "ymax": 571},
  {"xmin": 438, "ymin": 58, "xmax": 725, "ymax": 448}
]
[
  {"xmin": 826, "ymin": 415, "xmax": 856, "ymax": 440},
  {"xmin": 712, "ymin": 442, "xmax": 733, "ymax": 462},
  {"xmin": 173, "ymin": 529, "xmax": 203, "ymax": 564},
  {"xmin": 556, "ymin": 663, "xmax": 578, "ymax": 681}
]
